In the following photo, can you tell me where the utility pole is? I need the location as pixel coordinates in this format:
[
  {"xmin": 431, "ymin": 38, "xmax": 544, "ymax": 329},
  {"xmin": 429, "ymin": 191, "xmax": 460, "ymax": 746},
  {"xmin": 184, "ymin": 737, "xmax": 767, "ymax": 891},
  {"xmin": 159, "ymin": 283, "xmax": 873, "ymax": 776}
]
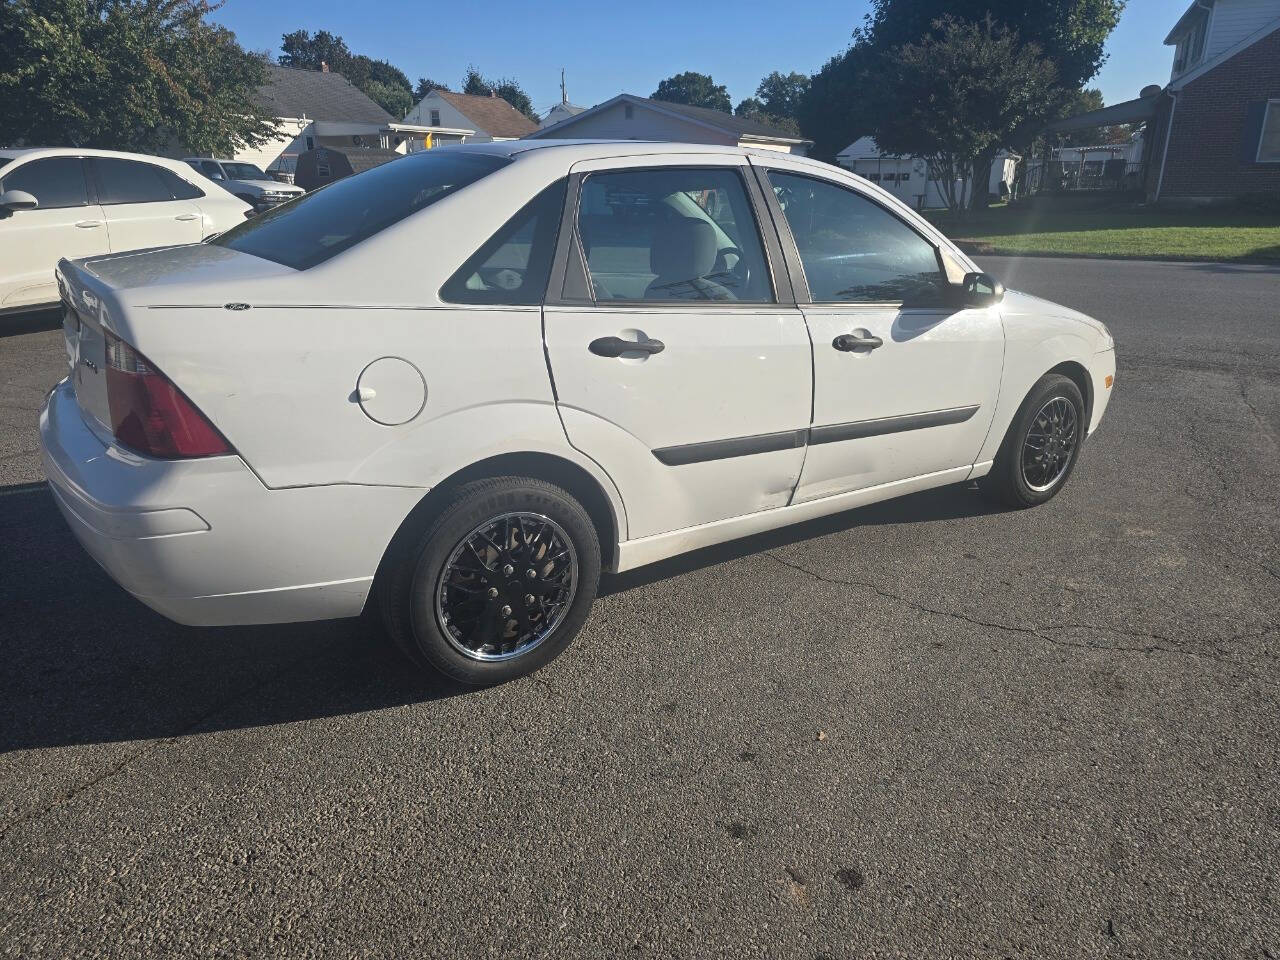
[{"xmin": 560, "ymin": 68, "xmax": 567, "ymax": 105}]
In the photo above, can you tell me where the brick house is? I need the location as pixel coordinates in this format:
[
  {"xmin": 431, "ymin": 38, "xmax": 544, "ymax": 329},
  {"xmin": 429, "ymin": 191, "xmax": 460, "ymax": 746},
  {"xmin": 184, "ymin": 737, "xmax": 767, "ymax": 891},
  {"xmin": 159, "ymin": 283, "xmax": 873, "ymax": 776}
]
[{"xmin": 1049, "ymin": 0, "xmax": 1280, "ymax": 203}]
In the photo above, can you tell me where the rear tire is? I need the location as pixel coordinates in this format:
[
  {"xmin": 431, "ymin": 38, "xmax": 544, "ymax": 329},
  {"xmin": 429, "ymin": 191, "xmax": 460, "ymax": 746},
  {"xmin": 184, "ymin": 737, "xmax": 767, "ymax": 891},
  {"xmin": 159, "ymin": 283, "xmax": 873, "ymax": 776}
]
[
  {"xmin": 980, "ymin": 373, "xmax": 1085, "ymax": 509},
  {"xmin": 379, "ymin": 477, "xmax": 601, "ymax": 685}
]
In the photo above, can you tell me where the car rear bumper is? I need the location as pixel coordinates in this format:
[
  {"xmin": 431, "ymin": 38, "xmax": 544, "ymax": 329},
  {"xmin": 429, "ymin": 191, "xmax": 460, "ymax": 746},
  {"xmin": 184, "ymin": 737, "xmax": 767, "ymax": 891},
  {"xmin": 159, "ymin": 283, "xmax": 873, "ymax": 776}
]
[{"xmin": 39, "ymin": 379, "xmax": 424, "ymax": 626}]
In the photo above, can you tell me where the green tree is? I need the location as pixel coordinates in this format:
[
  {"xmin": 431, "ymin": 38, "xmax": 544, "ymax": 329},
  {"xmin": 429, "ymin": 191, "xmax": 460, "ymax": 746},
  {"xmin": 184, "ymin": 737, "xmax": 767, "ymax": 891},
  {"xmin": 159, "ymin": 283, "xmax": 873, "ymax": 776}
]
[
  {"xmin": 734, "ymin": 97, "xmax": 801, "ymax": 137},
  {"xmin": 651, "ymin": 72, "xmax": 731, "ymax": 113},
  {"xmin": 868, "ymin": 16, "xmax": 1059, "ymax": 212},
  {"xmin": 279, "ymin": 29, "xmax": 351, "ymax": 71},
  {"xmin": 0, "ymin": 0, "xmax": 279, "ymax": 154},
  {"xmin": 364, "ymin": 79, "xmax": 412, "ymax": 119},
  {"xmin": 799, "ymin": 0, "xmax": 1124, "ymax": 164},
  {"xmin": 460, "ymin": 67, "xmax": 537, "ymax": 121},
  {"xmin": 415, "ymin": 77, "xmax": 450, "ymax": 99},
  {"xmin": 754, "ymin": 71, "xmax": 810, "ymax": 120}
]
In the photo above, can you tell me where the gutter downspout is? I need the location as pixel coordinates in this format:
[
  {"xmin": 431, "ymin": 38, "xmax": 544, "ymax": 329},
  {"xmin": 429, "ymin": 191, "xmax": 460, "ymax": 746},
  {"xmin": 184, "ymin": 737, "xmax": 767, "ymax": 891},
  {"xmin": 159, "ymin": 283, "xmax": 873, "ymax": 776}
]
[{"xmin": 1154, "ymin": 90, "xmax": 1178, "ymax": 202}]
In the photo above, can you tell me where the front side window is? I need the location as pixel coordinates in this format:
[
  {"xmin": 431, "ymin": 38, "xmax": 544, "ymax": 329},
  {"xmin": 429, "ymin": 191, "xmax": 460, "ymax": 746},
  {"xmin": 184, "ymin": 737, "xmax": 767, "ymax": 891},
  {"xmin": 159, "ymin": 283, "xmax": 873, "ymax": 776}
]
[
  {"xmin": 768, "ymin": 171, "xmax": 945, "ymax": 306},
  {"xmin": 441, "ymin": 179, "xmax": 567, "ymax": 305},
  {"xmin": 212, "ymin": 151, "xmax": 509, "ymax": 270},
  {"xmin": 576, "ymin": 167, "xmax": 773, "ymax": 303},
  {"xmin": 95, "ymin": 158, "xmax": 181, "ymax": 205},
  {"xmin": 0, "ymin": 157, "xmax": 88, "ymax": 209}
]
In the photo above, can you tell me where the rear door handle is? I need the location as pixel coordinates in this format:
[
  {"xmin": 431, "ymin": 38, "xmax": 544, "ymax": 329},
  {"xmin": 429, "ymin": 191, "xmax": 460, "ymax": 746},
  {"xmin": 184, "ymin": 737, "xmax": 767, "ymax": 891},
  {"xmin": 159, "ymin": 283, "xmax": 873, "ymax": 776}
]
[
  {"xmin": 174, "ymin": 213, "xmax": 200, "ymax": 222},
  {"xmin": 589, "ymin": 336, "xmax": 665, "ymax": 358},
  {"xmin": 833, "ymin": 332, "xmax": 884, "ymax": 352},
  {"xmin": 74, "ymin": 220, "xmax": 103, "ymax": 229}
]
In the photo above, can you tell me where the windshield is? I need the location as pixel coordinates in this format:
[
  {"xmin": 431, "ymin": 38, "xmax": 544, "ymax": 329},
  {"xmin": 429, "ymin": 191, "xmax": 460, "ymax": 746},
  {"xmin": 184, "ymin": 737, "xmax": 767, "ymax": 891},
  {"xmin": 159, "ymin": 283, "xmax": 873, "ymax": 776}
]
[
  {"xmin": 212, "ymin": 151, "xmax": 510, "ymax": 270},
  {"xmin": 221, "ymin": 163, "xmax": 269, "ymax": 180}
]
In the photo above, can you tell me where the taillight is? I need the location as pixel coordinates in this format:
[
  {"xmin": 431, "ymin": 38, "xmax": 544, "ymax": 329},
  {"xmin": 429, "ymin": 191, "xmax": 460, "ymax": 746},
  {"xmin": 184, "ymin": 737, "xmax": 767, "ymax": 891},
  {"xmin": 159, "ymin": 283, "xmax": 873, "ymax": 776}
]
[{"xmin": 104, "ymin": 332, "xmax": 231, "ymax": 458}]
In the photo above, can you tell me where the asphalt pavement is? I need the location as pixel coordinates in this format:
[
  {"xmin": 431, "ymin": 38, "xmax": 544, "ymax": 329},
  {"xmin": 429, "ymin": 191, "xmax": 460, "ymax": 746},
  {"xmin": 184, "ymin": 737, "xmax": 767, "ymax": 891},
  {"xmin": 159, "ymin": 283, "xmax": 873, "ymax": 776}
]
[{"xmin": 0, "ymin": 257, "xmax": 1277, "ymax": 958}]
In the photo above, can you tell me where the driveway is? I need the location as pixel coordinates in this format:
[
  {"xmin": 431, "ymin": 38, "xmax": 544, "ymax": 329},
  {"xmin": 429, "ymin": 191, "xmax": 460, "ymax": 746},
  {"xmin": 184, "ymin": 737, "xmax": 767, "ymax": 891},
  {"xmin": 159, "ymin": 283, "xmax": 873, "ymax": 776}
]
[{"xmin": 0, "ymin": 257, "xmax": 1276, "ymax": 958}]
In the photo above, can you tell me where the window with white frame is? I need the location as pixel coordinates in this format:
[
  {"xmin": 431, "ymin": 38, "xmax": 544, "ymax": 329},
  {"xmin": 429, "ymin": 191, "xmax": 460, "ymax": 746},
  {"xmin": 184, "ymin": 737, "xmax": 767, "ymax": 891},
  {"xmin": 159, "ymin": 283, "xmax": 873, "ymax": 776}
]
[
  {"xmin": 430, "ymin": 109, "xmax": 440, "ymax": 127},
  {"xmin": 1259, "ymin": 101, "xmax": 1280, "ymax": 163}
]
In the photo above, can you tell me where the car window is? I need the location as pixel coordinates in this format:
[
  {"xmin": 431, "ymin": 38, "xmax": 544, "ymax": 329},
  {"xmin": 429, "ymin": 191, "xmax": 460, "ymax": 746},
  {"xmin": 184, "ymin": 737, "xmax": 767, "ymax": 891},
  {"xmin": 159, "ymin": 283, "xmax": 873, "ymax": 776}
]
[
  {"xmin": 211, "ymin": 151, "xmax": 509, "ymax": 270},
  {"xmin": 196, "ymin": 161, "xmax": 224, "ymax": 180},
  {"xmin": 221, "ymin": 163, "xmax": 267, "ymax": 180},
  {"xmin": 577, "ymin": 167, "xmax": 773, "ymax": 303},
  {"xmin": 0, "ymin": 155, "xmax": 15, "ymax": 174},
  {"xmin": 441, "ymin": 179, "xmax": 566, "ymax": 305},
  {"xmin": 767, "ymin": 171, "xmax": 945, "ymax": 306},
  {"xmin": 157, "ymin": 167, "xmax": 204, "ymax": 200},
  {"xmin": 95, "ymin": 158, "xmax": 183, "ymax": 205},
  {"xmin": 0, "ymin": 157, "xmax": 89, "ymax": 209}
]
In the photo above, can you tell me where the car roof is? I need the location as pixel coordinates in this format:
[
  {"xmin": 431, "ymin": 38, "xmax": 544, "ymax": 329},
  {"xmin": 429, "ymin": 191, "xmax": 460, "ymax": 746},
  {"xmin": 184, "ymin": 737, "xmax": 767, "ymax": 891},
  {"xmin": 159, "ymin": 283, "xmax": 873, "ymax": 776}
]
[
  {"xmin": 450, "ymin": 138, "xmax": 844, "ymax": 176},
  {"xmin": 0, "ymin": 146, "xmax": 196, "ymax": 165}
]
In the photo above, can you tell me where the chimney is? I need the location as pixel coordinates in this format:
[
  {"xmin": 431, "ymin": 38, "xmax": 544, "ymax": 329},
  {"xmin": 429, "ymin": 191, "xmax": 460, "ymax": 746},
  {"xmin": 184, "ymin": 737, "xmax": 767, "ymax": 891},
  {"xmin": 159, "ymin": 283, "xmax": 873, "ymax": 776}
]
[{"xmin": 321, "ymin": 61, "xmax": 329, "ymax": 73}]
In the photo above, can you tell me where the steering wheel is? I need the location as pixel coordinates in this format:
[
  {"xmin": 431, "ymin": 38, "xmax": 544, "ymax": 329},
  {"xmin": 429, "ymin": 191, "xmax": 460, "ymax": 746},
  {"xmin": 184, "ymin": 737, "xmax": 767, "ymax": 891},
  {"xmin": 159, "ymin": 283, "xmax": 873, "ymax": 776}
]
[{"xmin": 712, "ymin": 245, "xmax": 750, "ymax": 292}]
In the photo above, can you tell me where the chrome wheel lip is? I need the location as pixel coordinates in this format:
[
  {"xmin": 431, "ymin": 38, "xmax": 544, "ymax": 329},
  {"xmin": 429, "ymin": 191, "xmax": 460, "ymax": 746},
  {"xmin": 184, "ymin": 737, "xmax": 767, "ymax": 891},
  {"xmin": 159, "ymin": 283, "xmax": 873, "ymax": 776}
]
[
  {"xmin": 1021, "ymin": 395, "xmax": 1079, "ymax": 493},
  {"xmin": 434, "ymin": 511, "xmax": 578, "ymax": 663}
]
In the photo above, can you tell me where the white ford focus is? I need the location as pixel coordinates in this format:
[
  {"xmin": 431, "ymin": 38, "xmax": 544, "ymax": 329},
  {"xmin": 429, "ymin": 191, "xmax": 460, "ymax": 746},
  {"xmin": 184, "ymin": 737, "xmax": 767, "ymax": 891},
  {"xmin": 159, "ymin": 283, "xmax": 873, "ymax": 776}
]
[{"xmin": 40, "ymin": 141, "xmax": 1115, "ymax": 683}]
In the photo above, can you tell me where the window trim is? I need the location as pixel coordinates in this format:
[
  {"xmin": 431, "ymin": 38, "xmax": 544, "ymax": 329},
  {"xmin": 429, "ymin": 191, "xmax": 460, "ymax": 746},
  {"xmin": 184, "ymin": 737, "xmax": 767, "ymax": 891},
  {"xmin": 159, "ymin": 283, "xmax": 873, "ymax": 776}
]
[
  {"xmin": 558, "ymin": 164, "xmax": 785, "ymax": 309},
  {"xmin": 755, "ymin": 166, "xmax": 953, "ymax": 309},
  {"xmin": 1258, "ymin": 99, "xmax": 1280, "ymax": 164}
]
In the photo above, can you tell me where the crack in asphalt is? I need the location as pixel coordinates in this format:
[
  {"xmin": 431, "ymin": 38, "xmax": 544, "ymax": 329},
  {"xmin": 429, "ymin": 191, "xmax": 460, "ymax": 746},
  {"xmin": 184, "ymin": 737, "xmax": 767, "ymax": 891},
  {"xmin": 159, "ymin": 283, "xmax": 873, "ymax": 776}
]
[{"xmin": 763, "ymin": 552, "xmax": 1278, "ymax": 685}]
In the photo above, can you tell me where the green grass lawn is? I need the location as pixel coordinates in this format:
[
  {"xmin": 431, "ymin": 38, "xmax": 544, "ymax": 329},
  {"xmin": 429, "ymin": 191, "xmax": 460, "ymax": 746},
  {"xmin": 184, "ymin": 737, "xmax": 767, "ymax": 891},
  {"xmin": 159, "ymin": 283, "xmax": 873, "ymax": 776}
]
[{"xmin": 923, "ymin": 202, "xmax": 1280, "ymax": 262}]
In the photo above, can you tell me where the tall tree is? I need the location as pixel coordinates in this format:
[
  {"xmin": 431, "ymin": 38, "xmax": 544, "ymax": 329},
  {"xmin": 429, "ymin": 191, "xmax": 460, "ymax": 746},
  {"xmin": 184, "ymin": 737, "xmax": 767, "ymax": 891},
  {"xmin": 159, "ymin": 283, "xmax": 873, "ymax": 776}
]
[
  {"xmin": 363, "ymin": 80, "xmax": 412, "ymax": 119},
  {"xmin": 460, "ymin": 68, "xmax": 537, "ymax": 121},
  {"xmin": 754, "ymin": 71, "xmax": 810, "ymax": 121},
  {"xmin": 279, "ymin": 29, "xmax": 351, "ymax": 71},
  {"xmin": 799, "ymin": 0, "xmax": 1124, "ymax": 164},
  {"xmin": 868, "ymin": 16, "xmax": 1059, "ymax": 212},
  {"xmin": 415, "ymin": 77, "xmax": 450, "ymax": 100},
  {"xmin": 735, "ymin": 97, "xmax": 801, "ymax": 137},
  {"xmin": 651, "ymin": 72, "xmax": 732, "ymax": 113},
  {"xmin": 1, "ymin": 0, "xmax": 279, "ymax": 154}
]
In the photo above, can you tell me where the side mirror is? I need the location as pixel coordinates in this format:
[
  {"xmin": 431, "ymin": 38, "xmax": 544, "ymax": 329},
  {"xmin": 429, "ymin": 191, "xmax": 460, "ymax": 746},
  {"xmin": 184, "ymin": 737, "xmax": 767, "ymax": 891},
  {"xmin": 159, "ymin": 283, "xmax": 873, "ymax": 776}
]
[
  {"xmin": 959, "ymin": 271, "xmax": 1004, "ymax": 307},
  {"xmin": 0, "ymin": 189, "xmax": 39, "ymax": 212}
]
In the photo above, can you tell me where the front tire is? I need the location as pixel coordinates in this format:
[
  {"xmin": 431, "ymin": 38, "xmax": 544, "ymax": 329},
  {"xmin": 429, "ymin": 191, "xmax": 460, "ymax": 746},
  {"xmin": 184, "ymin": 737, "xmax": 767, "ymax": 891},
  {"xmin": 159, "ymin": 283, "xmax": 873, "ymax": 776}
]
[
  {"xmin": 981, "ymin": 373, "xmax": 1085, "ymax": 509},
  {"xmin": 380, "ymin": 477, "xmax": 601, "ymax": 684}
]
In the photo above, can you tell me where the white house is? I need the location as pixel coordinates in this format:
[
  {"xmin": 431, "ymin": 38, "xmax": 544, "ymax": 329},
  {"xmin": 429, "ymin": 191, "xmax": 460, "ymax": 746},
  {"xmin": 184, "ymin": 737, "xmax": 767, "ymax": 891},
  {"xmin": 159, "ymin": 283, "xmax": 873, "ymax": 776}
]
[
  {"xmin": 527, "ymin": 94, "xmax": 811, "ymax": 154},
  {"xmin": 199, "ymin": 64, "xmax": 441, "ymax": 178},
  {"xmin": 404, "ymin": 90, "xmax": 539, "ymax": 146},
  {"xmin": 541, "ymin": 100, "xmax": 586, "ymax": 128},
  {"xmin": 835, "ymin": 137, "xmax": 1019, "ymax": 209}
]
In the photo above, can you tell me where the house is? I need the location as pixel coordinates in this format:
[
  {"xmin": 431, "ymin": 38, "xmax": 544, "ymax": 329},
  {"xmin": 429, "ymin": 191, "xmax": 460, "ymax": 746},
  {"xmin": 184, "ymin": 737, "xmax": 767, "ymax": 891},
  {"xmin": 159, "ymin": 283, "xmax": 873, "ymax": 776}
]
[
  {"xmin": 542, "ymin": 100, "xmax": 586, "ymax": 128},
  {"xmin": 835, "ymin": 137, "xmax": 1019, "ymax": 209},
  {"xmin": 403, "ymin": 90, "xmax": 539, "ymax": 147},
  {"xmin": 190, "ymin": 64, "xmax": 446, "ymax": 179},
  {"xmin": 1047, "ymin": 0, "xmax": 1280, "ymax": 202},
  {"xmin": 526, "ymin": 94, "xmax": 811, "ymax": 154}
]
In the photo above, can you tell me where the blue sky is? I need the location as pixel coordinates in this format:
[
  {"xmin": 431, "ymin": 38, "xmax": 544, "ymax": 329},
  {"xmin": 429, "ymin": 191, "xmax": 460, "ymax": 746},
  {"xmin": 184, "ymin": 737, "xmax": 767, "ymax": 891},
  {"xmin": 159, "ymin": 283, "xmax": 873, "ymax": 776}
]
[{"xmin": 212, "ymin": 0, "xmax": 1178, "ymax": 117}]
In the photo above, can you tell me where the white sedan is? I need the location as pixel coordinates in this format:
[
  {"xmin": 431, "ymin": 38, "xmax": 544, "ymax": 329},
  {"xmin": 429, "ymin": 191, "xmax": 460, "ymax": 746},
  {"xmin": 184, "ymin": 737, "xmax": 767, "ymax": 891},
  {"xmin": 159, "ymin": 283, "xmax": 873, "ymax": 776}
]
[
  {"xmin": 0, "ymin": 147, "xmax": 249, "ymax": 315},
  {"xmin": 40, "ymin": 141, "xmax": 1115, "ymax": 684}
]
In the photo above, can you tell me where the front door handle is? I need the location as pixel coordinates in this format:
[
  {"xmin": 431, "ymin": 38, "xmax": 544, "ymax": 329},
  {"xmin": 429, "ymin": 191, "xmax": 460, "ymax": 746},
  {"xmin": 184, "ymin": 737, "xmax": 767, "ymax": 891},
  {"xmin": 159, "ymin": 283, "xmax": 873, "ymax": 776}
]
[
  {"xmin": 589, "ymin": 336, "xmax": 666, "ymax": 358},
  {"xmin": 74, "ymin": 219, "xmax": 103, "ymax": 229},
  {"xmin": 174, "ymin": 213, "xmax": 200, "ymax": 222},
  {"xmin": 833, "ymin": 331, "xmax": 884, "ymax": 352}
]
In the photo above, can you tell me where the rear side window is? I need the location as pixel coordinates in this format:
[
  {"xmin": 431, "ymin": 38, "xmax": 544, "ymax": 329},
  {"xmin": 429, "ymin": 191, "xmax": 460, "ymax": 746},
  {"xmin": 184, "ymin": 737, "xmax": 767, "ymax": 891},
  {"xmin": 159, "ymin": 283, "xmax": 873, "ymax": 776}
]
[
  {"xmin": 95, "ymin": 158, "xmax": 182, "ymax": 204},
  {"xmin": 158, "ymin": 167, "xmax": 204, "ymax": 199},
  {"xmin": 767, "ymin": 171, "xmax": 945, "ymax": 306},
  {"xmin": 576, "ymin": 167, "xmax": 773, "ymax": 303},
  {"xmin": 0, "ymin": 157, "xmax": 89, "ymax": 209},
  {"xmin": 212, "ymin": 151, "xmax": 509, "ymax": 270},
  {"xmin": 441, "ymin": 179, "xmax": 567, "ymax": 305}
]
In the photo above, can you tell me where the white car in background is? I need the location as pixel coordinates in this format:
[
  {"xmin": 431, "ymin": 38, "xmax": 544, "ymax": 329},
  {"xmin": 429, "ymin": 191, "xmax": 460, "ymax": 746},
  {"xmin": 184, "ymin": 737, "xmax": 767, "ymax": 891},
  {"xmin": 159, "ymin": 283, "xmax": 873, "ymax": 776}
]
[
  {"xmin": 182, "ymin": 158, "xmax": 304, "ymax": 213},
  {"xmin": 40, "ymin": 141, "xmax": 1116, "ymax": 685},
  {"xmin": 0, "ymin": 148, "xmax": 249, "ymax": 315}
]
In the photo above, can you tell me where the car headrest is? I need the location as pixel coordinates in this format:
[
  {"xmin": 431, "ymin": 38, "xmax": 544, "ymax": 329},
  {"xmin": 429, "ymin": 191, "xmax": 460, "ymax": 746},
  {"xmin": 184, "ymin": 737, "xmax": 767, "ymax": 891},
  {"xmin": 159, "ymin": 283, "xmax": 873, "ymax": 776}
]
[{"xmin": 650, "ymin": 217, "xmax": 717, "ymax": 281}]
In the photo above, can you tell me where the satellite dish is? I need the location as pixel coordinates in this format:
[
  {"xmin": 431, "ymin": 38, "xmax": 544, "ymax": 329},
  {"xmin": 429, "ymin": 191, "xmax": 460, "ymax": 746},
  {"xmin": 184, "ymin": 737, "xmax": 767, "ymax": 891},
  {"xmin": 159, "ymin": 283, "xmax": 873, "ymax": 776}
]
[{"xmin": 1140, "ymin": 85, "xmax": 1163, "ymax": 99}]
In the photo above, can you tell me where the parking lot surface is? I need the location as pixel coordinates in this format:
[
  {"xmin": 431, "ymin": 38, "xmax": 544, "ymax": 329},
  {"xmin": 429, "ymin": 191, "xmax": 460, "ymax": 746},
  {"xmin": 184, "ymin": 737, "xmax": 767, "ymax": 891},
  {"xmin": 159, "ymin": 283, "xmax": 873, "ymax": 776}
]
[{"xmin": 1, "ymin": 256, "xmax": 1277, "ymax": 958}]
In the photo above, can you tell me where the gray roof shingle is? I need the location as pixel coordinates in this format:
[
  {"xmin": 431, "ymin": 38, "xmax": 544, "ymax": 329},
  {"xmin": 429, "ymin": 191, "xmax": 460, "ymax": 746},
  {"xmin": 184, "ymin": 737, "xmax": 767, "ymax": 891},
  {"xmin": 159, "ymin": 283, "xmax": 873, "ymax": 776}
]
[
  {"xmin": 256, "ymin": 63, "xmax": 394, "ymax": 125},
  {"xmin": 633, "ymin": 96, "xmax": 803, "ymax": 141}
]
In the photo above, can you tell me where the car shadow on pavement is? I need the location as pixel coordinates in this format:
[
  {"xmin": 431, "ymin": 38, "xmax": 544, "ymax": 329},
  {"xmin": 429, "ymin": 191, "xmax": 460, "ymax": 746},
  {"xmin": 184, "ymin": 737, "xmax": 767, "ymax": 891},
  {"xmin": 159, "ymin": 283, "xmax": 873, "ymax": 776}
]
[
  {"xmin": 2, "ymin": 479, "xmax": 1000, "ymax": 751},
  {"xmin": 1, "ymin": 307, "xmax": 62, "ymax": 338}
]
